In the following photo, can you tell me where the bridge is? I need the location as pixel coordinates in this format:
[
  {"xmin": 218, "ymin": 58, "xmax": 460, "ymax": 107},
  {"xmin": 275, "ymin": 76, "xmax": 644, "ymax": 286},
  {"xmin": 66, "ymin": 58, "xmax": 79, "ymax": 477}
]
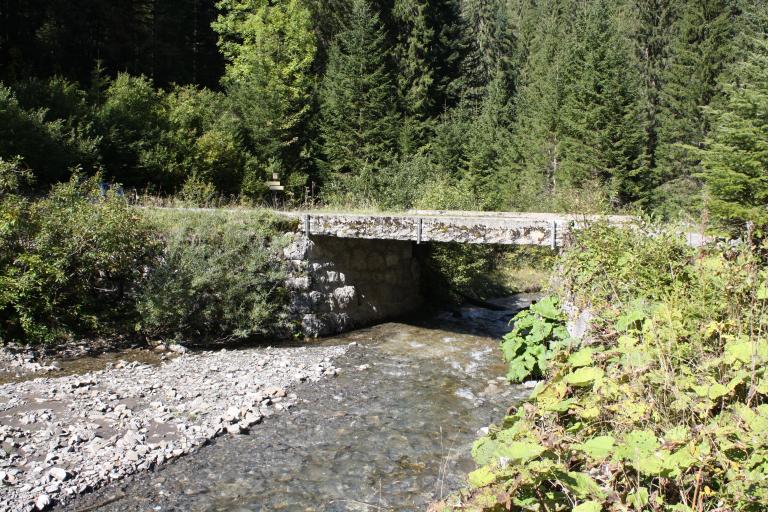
[
  {"xmin": 279, "ymin": 210, "xmax": 635, "ymax": 248},
  {"xmin": 276, "ymin": 210, "xmax": 637, "ymax": 337}
]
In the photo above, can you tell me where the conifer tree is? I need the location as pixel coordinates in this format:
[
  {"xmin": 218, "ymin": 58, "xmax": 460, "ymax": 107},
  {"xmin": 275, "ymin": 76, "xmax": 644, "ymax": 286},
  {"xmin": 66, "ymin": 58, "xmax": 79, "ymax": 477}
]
[
  {"xmin": 656, "ymin": 0, "xmax": 738, "ymax": 188},
  {"xmin": 319, "ymin": 0, "xmax": 399, "ymax": 176},
  {"xmin": 512, "ymin": 0, "xmax": 573, "ymax": 197},
  {"xmin": 699, "ymin": 29, "xmax": 768, "ymax": 233},
  {"xmin": 459, "ymin": 0, "xmax": 516, "ymax": 102},
  {"xmin": 462, "ymin": 70, "xmax": 515, "ymax": 210},
  {"xmin": 559, "ymin": 0, "xmax": 646, "ymax": 205},
  {"xmin": 392, "ymin": 0, "xmax": 464, "ymax": 152},
  {"xmin": 629, "ymin": 0, "xmax": 674, "ymax": 177}
]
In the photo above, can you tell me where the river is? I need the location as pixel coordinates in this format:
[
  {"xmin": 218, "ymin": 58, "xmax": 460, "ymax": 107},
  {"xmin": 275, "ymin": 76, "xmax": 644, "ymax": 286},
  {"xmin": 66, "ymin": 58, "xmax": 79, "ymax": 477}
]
[{"xmin": 65, "ymin": 294, "xmax": 535, "ymax": 512}]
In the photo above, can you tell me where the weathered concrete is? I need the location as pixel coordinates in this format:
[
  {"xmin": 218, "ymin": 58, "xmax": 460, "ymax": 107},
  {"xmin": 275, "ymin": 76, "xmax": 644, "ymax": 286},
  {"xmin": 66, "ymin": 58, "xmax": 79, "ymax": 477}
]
[
  {"xmin": 280, "ymin": 210, "xmax": 634, "ymax": 247},
  {"xmin": 284, "ymin": 236, "xmax": 422, "ymax": 337}
]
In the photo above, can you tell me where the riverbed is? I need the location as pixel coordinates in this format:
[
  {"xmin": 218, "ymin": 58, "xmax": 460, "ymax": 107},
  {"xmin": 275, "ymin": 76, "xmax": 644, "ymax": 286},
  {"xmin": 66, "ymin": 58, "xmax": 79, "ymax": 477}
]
[{"xmin": 62, "ymin": 294, "xmax": 534, "ymax": 512}]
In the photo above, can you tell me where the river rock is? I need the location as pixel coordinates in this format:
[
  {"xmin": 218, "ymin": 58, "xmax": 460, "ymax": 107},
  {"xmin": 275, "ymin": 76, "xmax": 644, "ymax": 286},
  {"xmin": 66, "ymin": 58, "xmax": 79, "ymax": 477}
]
[
  {"xmin": 48, "ymin": 468, "xmax": 69, "ymax": 482},
  {"xmin": 35, "ymin": 494, "xmax": 51, "ymax": 510}
]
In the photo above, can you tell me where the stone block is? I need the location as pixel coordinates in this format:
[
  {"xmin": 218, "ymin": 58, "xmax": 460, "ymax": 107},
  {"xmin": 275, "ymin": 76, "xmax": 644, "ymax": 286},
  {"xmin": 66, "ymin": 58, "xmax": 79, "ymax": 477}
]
[
  {"xmin": 286, "ymin": 276, "xmax": 310, "ymax": 291},
  {"xmin": 326, "ymin": 271, "xmax": 340, "ymax": 284},
  {"xmin": 287, "ymin": 259, "xmax": 307, "ymax": 272},
  {"xmin": 308, "ymin": 291, "xmax": 324, "ymax": 306},
  {"xmin": 385, "ymin": 253, "xmax": 400, "ymax": 267},
  {"xmin": 283, "ymin": 238, "xmax": 312, "ymax": 260},
  {"xmin": 301, "ymin": 314, "xmax": 335, "ymax": 337},
  {"xmin": 351, "ymin": 249, "xmax": 368, "ymax": 270},
  {"xmin": 333, "ymin": 286, "xmax": 357, "ymax": 309},
  {"xmin": 367, "ymin": 253, "xmax": 385, "ymax": 269}
]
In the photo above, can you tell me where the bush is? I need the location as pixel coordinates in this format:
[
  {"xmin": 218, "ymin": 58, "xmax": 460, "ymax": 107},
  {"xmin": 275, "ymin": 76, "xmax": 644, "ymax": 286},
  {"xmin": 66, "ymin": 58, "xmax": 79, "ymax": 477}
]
[
  {"xmin": 0, "ymin": 83, "xmax": 98, "ymax": 184},
  {"xmin": 137, "ymin": 209, "xmax": 294, "ymax": 342},
  {"xmin": 449, "ymin": 226, "xmax": 768, "ymax": 511},
  {"xmin": 0, "ymin": 174, "xmax": 158, "ymax": 343}
]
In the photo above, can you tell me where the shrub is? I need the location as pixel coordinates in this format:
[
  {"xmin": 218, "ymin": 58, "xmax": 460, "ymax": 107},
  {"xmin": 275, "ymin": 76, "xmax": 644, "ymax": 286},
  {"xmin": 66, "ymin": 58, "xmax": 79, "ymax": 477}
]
[
  {"xmin": 450, "ymin": 226, "xmax": 768, "ymax": 511},
  {"xmin": 0, "ymin": 174, "xmax": 158, "ymax": 344},
  {"xmin": 137, "ymin": 209, "xmax": 294, "ymax": 342},
  {"xmin": 0, "ymin": 83, "xmax": 98, "ymax": 184}
]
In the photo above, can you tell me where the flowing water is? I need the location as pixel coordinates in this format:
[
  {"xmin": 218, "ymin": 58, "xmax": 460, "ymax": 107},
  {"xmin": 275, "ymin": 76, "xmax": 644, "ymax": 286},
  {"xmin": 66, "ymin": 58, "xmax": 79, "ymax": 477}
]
[{"xmin": 69, "ymin": 294, "xmax": 537, "ymax": 512}]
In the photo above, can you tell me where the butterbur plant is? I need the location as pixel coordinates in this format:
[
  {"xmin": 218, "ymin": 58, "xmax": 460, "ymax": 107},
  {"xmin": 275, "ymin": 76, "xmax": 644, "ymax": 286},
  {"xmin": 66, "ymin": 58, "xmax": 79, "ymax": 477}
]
[{"xmin": 500, "ymin": 296, "xmax": 572, "ymax": 383}]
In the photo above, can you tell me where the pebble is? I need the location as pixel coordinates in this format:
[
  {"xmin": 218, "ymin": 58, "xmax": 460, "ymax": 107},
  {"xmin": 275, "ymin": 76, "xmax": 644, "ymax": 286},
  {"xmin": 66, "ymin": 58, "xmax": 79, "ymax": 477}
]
[
  {"xmin": 0, "ymin": 342, "xmax": 348, "ymax": 510},
  {"xmin": 35, "ymin": 494, "xmax": 50, "ymax": 510}
]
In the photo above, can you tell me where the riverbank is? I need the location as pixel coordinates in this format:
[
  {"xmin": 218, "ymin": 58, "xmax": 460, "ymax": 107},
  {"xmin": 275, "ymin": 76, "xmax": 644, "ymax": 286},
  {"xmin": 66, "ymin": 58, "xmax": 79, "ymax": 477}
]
[
  {"xmin": 0, "ymin": 342, "xmax": 348, "ymax": 511},
  {"xmin": 444, "ymin": 225, "xmax": 768, "ymax": 511}
]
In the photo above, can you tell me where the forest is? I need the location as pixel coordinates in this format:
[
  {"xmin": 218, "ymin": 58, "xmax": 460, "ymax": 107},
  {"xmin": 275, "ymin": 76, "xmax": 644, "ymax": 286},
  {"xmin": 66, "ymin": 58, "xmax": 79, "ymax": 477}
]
[{"xmin": 1, "ymin": 0, "xmax": 766, "ymax": 233}]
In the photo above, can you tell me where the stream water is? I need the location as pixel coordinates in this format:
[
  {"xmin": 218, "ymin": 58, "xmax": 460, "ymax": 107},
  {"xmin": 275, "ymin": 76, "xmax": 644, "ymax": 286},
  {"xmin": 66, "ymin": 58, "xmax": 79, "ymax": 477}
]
[{"xmin": 68, "ymin": 294, "xmax": 536, "ymax": 512}]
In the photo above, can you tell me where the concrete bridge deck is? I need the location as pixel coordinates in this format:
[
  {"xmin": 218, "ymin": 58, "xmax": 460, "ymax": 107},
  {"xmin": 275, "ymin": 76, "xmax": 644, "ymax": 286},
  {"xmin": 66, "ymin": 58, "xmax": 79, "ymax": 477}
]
[{"xmin": 279, "ymin": 210, "xmax": 634, "ymax": 247}]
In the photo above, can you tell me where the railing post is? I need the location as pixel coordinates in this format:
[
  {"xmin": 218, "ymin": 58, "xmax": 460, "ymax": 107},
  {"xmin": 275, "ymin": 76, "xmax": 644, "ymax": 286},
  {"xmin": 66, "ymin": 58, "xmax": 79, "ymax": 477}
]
[
  {"xmin": 551, "ymin": 220, "xmax": 557, "ymax": 249},
  {"xmin": 417, "ymin": 218, "xmax": 423, "ymax": 244}
]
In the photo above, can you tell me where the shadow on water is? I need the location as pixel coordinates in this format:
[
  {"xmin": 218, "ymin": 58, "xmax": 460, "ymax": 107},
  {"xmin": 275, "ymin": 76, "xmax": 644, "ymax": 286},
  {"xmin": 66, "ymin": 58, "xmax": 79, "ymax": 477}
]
[{"xmin": 67, "ymin": 294, "xmax": 538, "ymax": 512}]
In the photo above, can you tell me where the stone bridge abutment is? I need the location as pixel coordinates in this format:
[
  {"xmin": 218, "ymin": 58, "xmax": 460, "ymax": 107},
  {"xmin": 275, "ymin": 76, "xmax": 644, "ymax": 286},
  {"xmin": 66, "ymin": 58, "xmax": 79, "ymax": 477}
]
[{"xmin": 284, "ymin": 235, "xmax": 423, "ymax": 337}]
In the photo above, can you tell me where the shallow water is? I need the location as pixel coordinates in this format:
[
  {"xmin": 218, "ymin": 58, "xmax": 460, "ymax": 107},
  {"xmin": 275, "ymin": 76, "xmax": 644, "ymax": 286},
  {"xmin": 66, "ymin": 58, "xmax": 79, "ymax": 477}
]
[
  {"xmin": 0, "ymin": 349, "xmax": 171, "ymax": 386},
  {"xmin": 68, "ymin": 295, "xmax": 536, "ymax": 512}
]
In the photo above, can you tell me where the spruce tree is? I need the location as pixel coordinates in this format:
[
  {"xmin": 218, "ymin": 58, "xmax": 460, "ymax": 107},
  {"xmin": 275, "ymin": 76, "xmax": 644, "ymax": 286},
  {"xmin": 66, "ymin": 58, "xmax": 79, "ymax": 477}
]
[
  {"xmin": 462, "ymin": 70, "xmax": 516, "ymax": 210},
  {"xmin": 392, "ymin": 0, "xmax": 464, "ymax": 152},
  {"xmin": 656, "ymin": 0, "xmax": 739, "ymax": 191},
  {"xmin": 699, "ymin": 29, "xmax": 768, "ymax": 234},
  {"xmin": 459, "ymin": 0, "xmax": 516, "ymax": 102},
  {"xmin": 559, "ymin": 0, "xmax": 646, "ymax": 205},
  {"xmin": 629, "ymin": 0, "xmax": 674, "ymax": 179},
  {"xmin": 512, "ymin": 0, "xmax": 573, "ymax": 198},
  {"xmin": 319, "ymin": 0, "xmax": 399, "ymax": 176}
]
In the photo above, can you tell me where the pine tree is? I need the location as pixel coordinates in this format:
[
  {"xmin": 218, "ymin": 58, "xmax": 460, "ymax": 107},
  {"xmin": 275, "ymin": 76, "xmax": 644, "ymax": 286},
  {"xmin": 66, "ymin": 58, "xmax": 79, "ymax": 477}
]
[
  {"xmin": 656, "ymin": 0, "xmax": 739, "ymax": 188},
  {"xmin": 213, "ymin": 0, "xmax": 316, "ymax": 168},
  {"xmin": 559, "ymin": 0, "xmax": 646, "ymax": 205},
  {"xmin": 319, "ymin": 0, "xmax": 399, "ymax": 176},
  {"xmin": 699, "ymin": 28, "xmax": 768, "ymax": 234}
]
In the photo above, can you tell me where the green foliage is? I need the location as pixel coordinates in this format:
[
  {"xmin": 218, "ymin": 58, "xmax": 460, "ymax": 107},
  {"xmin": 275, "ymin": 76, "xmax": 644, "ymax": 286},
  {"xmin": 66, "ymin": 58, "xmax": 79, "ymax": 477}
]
[
  {"xmin": 559, "ymin": 222, "xmax": 694, "ymax": 309},
  {"xmin": 214, "ymin": 0, "xmax": 316, "ymax": 171},
  {"xmin": 0, "ymin": 82, "xmax": 98, "ymax": 185},
  {"xmin": 0, "ymin": 175, "xmax": 158, "ymax": 343},
  {"xmin": 452, "ymin": 225, "xmax": 768, "ymax": 511},
  {"xmin": 698, "ymin": 33, "xmax": 768, "ymax": 235},
  {"xmin": 419, "ymin": 243, "xmax": 499, "ymax": 303},
  {"xmin": 500, "ymin": 296, "xmax": 571, "ymax": 382},
  {"xmin": 137, "ymin": 209, "xmax": 293, "ymax": 341},
  {"xmin": 319, "ymin": 0, "xmax": 399, "ymax": 182}
]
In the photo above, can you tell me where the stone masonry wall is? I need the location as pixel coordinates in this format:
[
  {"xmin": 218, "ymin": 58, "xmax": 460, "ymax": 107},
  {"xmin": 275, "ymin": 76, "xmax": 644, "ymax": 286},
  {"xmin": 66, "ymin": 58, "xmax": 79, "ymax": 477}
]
[{"xmin": 284, "ymin": 235, "xmax": 422, "ymax": 337}]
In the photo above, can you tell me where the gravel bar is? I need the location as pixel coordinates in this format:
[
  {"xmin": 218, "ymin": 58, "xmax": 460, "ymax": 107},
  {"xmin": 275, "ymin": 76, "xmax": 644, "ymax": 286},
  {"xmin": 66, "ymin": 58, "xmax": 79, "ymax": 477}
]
[{"xmin": 0, "ymin": 343, "xmax": 348, "ymax": 511}]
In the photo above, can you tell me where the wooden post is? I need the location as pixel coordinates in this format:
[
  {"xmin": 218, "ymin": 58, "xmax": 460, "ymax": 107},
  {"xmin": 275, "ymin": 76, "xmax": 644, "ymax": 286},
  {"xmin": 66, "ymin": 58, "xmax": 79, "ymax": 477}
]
[{"xmin": 304, "ymin": 214, "xmax": 311, "ymax": 237}]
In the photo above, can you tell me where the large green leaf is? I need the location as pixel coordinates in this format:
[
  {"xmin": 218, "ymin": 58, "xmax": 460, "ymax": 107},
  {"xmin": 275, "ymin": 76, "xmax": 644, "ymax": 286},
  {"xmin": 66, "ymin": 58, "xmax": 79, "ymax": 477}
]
[
  {"xmin": 574, "ymin": 436, "xmax": 615, "ymax": 459},
  {"xmin": 467, "ymin": 466, "xmax": 496, "ymax": 488},
  {"xmin": 615, "ymin": 430, "xmax": 659, "ymax": 461},
  {"xmin": 556, "ymin": 471, "xmax": 606, "ymax": 499},
  {"xmin": 573, "ymin": 501, "xmax": 602, "ymax": 512},
  {"xmin": 496, "ymin": 441, "xmax": 547, "ymax": 463},
  {"xmin": 565, "ymin": 367, "xmax": 605, "ymax": 386},
  {"xmin": 568, "ymin": 348, "xmax": 594, "ymax": 368},
  {"xmin": 530, "ymin": 296, "xmax": 562, "ymax": 320}
]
